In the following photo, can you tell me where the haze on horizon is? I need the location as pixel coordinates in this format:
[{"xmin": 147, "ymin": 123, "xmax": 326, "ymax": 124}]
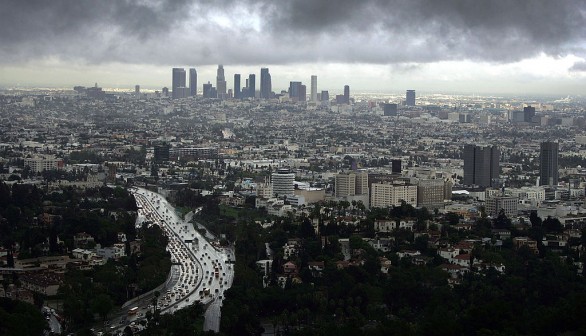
[{"xmin": 1, "ymin": 0, "xmax": 585, "ymax": 95}]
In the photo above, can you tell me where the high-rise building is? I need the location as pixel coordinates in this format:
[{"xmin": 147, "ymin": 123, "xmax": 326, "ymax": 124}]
[
  {"xmin": 272, "ymin": 168, "xmax": 295, "ymax": 197},
  {"xmin": 172, "ymin": 68, "xmax": 186, "ymax": 99},
  {"xmin": 371, "ymin": 182, "xmax": 418, "ymax": 208},
  {"xmin": 135, "ymin": 85, "xmax": 140, "ymax": 95},
  {"xmin": 202, "ymin": 82, "xmax": 213, "ymax": 98},
  {"xmin": 344, "ymin": 85, "xmax": 350, "ymax": 104},
  {"xmin": 335, "ymin": 171, "xmax": 369, "ymax": 197},
  {"xmin": 248, "ymin": 74, "xmax": 256, "ymax": 98},
  {"xmin": 216, "ymin": 65, "xmax": 226, "ymax": 97},
  {"xmin": 463, "ymin": 144, "xmax": 500, "ymax": 187},
  {"xmin": 234, "ymin": 74, "xmax": 241, "ymax": 99},
  {"xmin": 391, "ymin": 159, "xmax": 401, "ymax": 173},
  {"xmin": 321, "ymin": 90, "xmax": 329, "ymax": 102},
  {"xmin": 406, "ymin": 90, "xmax": 416, "ymax": 106},
  {"xmin": 540, "ymin": 141, "xmax": 559, "ymax": 186},
  {"xmin": 310, "ymin": 75, "xmax": 317, "ymax": 102},
  {"xmin": 260, "ymin": 68, "xmax": 272, "ymax": 99},
  {"xmin": 524, "ymin": 105, "xmax": 536, "ymax": 122},
  {"xmin": 299, "ymin": 85, "xmax": 306, "ymax": 102},
  {"xmin": 154, "ymin": 143, "xmax": 170, "ymax": 163},
  {"xmin": 417, "ymin": 179, "xmax": 445, "ymax": 209},
  {"xmin": 384, "ymin": 103, "xmax": 398, "ymax": 116},
  {"xmin": 189, "ymin": 68, "xmax": 197, "ymax": 96},
  {"xmin": 289, "ymin": 81, "xmax": 302, "ymax": 101}
]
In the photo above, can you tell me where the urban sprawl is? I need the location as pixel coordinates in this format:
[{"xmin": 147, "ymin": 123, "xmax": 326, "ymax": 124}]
[{"xmin": 1, "ymin": 66, "xmax": 586, "ymax": 335}]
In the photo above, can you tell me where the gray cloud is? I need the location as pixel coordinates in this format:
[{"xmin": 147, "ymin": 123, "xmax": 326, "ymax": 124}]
[
  {"xmin": 0, "ymin": 0, "xmax": 585, "ymax": 67},
  {"xmin": 570, "ymin": 61, "xmax": 586, "ymax": 72}
]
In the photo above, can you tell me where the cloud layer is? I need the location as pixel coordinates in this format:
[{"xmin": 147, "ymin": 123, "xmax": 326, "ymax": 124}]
[{"xmin": 1, "ymin": 0, "xmax": 585, "ymax": 67}]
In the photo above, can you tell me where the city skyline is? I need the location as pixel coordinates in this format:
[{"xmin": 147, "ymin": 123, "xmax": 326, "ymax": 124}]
[{"xmin": 1, "ymin": 1, "xmax": 586, "ymax": 95}]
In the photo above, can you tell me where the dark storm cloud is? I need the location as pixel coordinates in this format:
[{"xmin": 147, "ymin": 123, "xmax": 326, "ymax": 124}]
[
  {"xmin": 0, "ymin": 0, "xmax": 585, "ymax": 66},
  {"xmin": 0, "ymin": 0, "xmax": 191, "ymax": 62}
]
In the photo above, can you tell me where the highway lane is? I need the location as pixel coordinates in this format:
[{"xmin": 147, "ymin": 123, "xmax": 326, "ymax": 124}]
[
  {"xmin": 130, "ymin": 187, "xmax": 233, "ymax": 332},
  {"xmin": 96, "ymin": 187, "xmax": 234, "ymax": 335}
]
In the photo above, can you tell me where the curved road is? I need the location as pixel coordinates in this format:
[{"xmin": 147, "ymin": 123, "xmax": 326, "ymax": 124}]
[{"xmin": 96, "ymin": 187, "xmax": 234, "ymax": 335}]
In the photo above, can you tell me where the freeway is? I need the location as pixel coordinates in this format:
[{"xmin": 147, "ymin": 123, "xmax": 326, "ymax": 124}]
[{"xmin": 96, "ymin": 187, "xmax": 234, "ymax": 335}]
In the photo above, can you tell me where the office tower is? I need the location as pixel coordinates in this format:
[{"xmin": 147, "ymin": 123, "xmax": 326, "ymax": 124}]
[
  {"xmin": 371, "ymin": 182, "xmax": 418, "ymax": 208},
  {"xmin": 135, "ymin": 85, "xmax": 140, "ymax": 94},
  {"xmin": 154, "ymin": 143, "xmax": 170, "ymax": 163},
  {"xmin": 162, "ymin": 87, "xmax": 169, "ymax": 97},
  {"xmin": 463, "ymin": 144, "xmax": 500, "ymax": 187},
  {"xmin": 299, "ymin": 85, "xmax": 306, "ymax": 102},
  {"xmin": 216, "ymin": 65, "xmax": 226, "ymax": 97},
  {"xmin": 310, "ymin": 75, "xmax": 317, "ymax": 102},
  {"xmin": 524, "ymin": 105, "xmax": 535, "ymax": 122},
  {"xmin": 189, "ymin": 68, "xmax": 197, "ymax": 96},
  {"xmin": 289, "ymin": 81, "xmax": 301, "ymax": 101},
  {"xmin": 321, "ymin": 90, "xmax": 329, "ymax": 102},
  {"xmin": 459, "ymin": 114, "xmax": 471, "ymax": 123},
  {"xmin": 248, "ymin": 74, "xmax": 256, "ymax": 98},
  {"xmin": 203, "ymin": 82, "xmax": 213, "ymax": 98},
  {"xmin": 417, "ymin": 179, "xmax": 445, "ymax": 209},
  {"xmin": 343, "ymin": 85, "xmax": 350, "ymax": 104},
  {"xmin": 260, "ymin": 68, "xmax": 272, "ymax": 99},
  {"xmin": 406, "ymin": 90, "xmax": 416, "ymax": 106},
  {"xmin": 172, "ymin": 68, "xmax": 186, "ymax": 99},
  {"xmin": 271, "ymin": 168, "xmax": 295, "ymax": 196},
  {"xmin": 540, "ymin": 141, "xmax": 559, "ymax": 186},
  {"xmin": 335, "ymin": 171, "xmax": 369, "ymax": 197},
  {"xmin": 233, "ymin": 74, "xmax": 241, "ymax": 99},
  {"xmin": 384, "ymin": 103, "xmax": 398, "ymax": 116},
  {"xmin": 391, "ymin": 159, "xmax": 401, "ymax": 173}
]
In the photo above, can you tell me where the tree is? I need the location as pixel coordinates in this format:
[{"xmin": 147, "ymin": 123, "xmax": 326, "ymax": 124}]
[
  {"xmin": 529, "ymin": 211, "xmax": 542, "ymax": 227},
  {"xmin": 298, "ymin": 217, "xmax": 314, "ymax": 239},
  {"xmin": 0, "ymin": 298, "xmax": 48, "ymax": 336},
  {"xmin": 91, "ymin": 293, "xmax": 113, "ymax": 321},
  {"xmin": 492, "ymin": 210, "xmax": 511, "ymax": 229},
  {"xmin": 543, "ymin": 216, "xmax": 563, "ymax": 233},
  {"xmin": 445, "ymin": 212, "xmax": 460, "ymax": 225}
]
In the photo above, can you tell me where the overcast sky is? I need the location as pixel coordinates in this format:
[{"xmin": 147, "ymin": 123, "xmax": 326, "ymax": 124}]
[{"xmin": 1, "ymin": 0, "xmax": 585, "ymax": 95}]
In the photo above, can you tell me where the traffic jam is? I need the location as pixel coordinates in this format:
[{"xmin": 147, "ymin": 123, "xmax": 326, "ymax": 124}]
[{"xmin": 131, "ymin": 187, "xmax": 233, "ymax": 312}]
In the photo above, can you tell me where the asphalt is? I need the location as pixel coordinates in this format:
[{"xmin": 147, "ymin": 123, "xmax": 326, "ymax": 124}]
[{"xmin": 93, "ymin": 187, "xmax": 234, "ymax": 335}]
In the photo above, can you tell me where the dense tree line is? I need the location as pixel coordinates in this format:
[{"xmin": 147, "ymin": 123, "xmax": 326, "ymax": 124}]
[
  {"xmin": 140, "ymin": 302, "xmax": 215, "ymax": 336},
  {"xmin": 212, "ymin": 201, "xmax": 586, "ymax": 335},
  {"xmin": 0, "ymin": 183, "xmax": 172, "ymax": 334},
  {"xmin": 0, "ymin": 184, "xmax": 137, "ymax": 259},
  {"xmin": 60, "ymin": 223, "xmax": 171, "ymax": 333},
  {"xmin": 0, "ymin": 298, "xmax": 47, "ymax": 336}
]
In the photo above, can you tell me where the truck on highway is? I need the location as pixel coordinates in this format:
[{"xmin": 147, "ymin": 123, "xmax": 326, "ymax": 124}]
[{"xmin": 128, "ymin": 307, "xmax": 139, "ymax": 315}]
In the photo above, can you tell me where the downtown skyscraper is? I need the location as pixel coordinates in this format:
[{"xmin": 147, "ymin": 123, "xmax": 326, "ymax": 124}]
[
  {"xmin": 289, "ymin": 81, "xmax": 302, "ymax": 101},
  {"xmin": 310, "ymin": 75, "xmax": 317, "ymax": 102},
  {"xmin": 216, "ymin": 65, "xmax": 227, "ymax": 98},
  {"xmin": 406, "ymin": 90, "xmax": 416, "ymax": 106},
  {"xmin": 234, "ymin": 74, "xmax": 241, "ymax": 99},
  {"xmin": 260, "ymin": 68, "xmax": 272, "ymax": 99},
  {"xmin": 540, "ymin": 141, "xmax": 559, "ymax": 186},
  {"xmin": 248, "ymin": 74, "xmax": 256, "ymax": 98},
  {"xmin": 189, "ymin": 68, "xmax": 197, "ymax": 96},
  {"xmin": 172, "ymin": 68, "xmax": 187, "ymax": 99}
]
